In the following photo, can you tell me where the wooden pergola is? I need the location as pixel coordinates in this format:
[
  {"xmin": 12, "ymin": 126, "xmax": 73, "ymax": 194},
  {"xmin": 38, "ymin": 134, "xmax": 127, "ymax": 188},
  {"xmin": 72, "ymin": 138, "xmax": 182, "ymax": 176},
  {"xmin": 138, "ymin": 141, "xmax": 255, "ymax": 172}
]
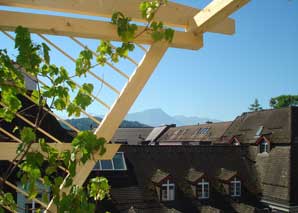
[{"xmin": 0, "ymin": 0, "xmax": 249, "ymax": 212}]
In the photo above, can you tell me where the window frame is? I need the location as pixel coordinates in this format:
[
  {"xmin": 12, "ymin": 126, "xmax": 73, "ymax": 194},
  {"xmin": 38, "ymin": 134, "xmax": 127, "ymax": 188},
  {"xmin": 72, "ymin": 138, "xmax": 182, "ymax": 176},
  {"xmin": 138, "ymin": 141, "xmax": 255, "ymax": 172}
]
[
  {"xmin": 25, "ymin": 201, "xmax": 41, "ymax": 213},
  {"xmin": 259, "ymin": 140, "xmax": 270, "ymax": 153},
  {"xmin": 230, "ymin": 176, "xmax": 241, "ymax": 197},
  {"xmin": 161, "ymin": 179, "xmax": 175, "ymax": 201},
  {"xmin": 197, "ymin": 178, "xmax": 210, "ymax": 199},
  {"xmin": 93, "ymin": 152, "xmax": 127, "ymax": 171}
]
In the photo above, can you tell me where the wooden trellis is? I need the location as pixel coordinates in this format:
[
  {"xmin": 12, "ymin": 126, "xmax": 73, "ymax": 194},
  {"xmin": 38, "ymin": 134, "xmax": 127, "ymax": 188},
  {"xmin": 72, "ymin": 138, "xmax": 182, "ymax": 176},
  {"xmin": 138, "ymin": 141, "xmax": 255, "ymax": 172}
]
[{"xmin": 0, "ymin": 0, "xmax": 249, "ymax": 212}]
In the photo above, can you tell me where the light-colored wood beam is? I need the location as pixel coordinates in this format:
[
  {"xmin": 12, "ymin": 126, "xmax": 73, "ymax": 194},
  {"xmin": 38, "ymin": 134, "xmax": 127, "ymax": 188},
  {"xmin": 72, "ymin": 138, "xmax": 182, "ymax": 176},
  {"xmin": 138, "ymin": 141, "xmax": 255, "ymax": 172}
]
[
  {"xmin": 0, "ymin": 177, "xmax": 48, "ymax": 209},
  {"xmin": 0, "ymin": 0, "xmax": 235, "ymax": 34},
  {"xmin": 189, "ymin": 0, "xmax": 249, "ymax": 35},
  {"xmin": 0, "ymin": 143, "xmax": 120, "ymax": 160},
  {"xmin": 70, "ymin": 42, "xmax": 168, "ymax": 189},
  {"xmin": 0, "ymin": 11, "xmax": 203, "ymax": 50}
]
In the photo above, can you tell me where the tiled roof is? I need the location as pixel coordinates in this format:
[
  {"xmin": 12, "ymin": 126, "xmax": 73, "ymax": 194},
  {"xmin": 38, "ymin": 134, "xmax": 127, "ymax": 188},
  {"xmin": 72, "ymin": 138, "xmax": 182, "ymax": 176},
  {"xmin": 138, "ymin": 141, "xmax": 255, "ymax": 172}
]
[
  {"xmin": 111, "ymin": 128, "xmax": 153, "ymax": 145},
  {"xmin": 101, "ymin": 145, "xmax": 264, "ymax": 212},
  {"xmin": 145, "ymin": 125, "xmax": 171, "ymax": 142},
  {"xmin": 157, "ymin": 122, "xmax": 232, "ymax": 143},
  {"xmin": 223, "ymin": 107, "xmax": 292, "ymax": 144}
]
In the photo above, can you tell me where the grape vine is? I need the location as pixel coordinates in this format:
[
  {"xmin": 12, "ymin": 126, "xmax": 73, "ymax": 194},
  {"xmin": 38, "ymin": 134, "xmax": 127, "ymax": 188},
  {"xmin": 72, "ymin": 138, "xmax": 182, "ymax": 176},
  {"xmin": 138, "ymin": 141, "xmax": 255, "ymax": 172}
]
[{"xmin": 0, "ymin": 0, "xmax": 174, "ymax": 212}]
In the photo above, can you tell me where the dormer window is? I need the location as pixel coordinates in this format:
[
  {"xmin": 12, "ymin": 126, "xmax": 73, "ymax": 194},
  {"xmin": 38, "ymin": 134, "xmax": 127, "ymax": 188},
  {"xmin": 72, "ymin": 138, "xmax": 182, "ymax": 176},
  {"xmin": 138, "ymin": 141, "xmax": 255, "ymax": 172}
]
[
  {"xmin": 232, "ymin": 140, "xmax": 240, "ymax": 146},
  {"xmin": 230, "ymin": 177, "xmax": 241, "ymax": 197},
  {"xmin": 217, "ymin": 168, "xmax": 241, "ymax": 198},
  {"xmin": 229, "ymin": 136, "xmax": 240, "ymax": 146},
  {"xmin": 186, "ymin": 169, "xmax": 209, "ymax": 200},
  {"xmin": 259, "ymin": 140, "xmax": 269, "ymax": 153},
  {"xmin": 197, "ymin": 178, "xmax": 209, "ymax": 199},
  {"xmin": 151, "ymin": 170, "xmax": 175, "ymax": 202},
  {"xmin": 256, "ymin": 136, "xmax": 271, "ymax": 154},
  {"xmin": 161, "ymin": 179, "xmax": 175, "ymax": 201}
]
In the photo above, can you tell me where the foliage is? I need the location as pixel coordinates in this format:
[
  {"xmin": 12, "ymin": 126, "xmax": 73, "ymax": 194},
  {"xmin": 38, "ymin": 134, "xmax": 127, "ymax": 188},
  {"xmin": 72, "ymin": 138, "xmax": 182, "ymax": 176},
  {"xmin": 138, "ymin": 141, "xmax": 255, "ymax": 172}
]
[
  {"xmin": 96, "ymin": 0, "xmax": 174, "ymax": 67},
  {"xmin": 249, "ymin": 98, "xmax": 263, "ymax": 112},
  {"xmin": 270, "ymin": 95, "xmax": 298, "ymax": 109},
  {"xmin": 0, "ymin": 0, "xmax": 174, "ymax": 212}
]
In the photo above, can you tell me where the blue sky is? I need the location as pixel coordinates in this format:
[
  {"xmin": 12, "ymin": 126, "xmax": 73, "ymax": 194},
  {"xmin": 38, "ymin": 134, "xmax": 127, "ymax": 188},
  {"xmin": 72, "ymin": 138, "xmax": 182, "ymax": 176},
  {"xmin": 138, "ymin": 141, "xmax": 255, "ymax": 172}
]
[
  {"xmin": 130, "ymin": 0, "xmax": 298, "ymax": 120},
  {"xmin": 1, "ymin": 0, "xmax": 298, "ymax": 121}
]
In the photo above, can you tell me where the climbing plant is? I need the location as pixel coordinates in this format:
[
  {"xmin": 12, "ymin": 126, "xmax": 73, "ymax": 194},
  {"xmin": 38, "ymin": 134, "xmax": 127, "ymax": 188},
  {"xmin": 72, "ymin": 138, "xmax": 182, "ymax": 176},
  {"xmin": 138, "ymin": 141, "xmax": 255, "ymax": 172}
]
[{"xmin": 0, "ymin": 0, "xmax": 174, "ymax": 212}]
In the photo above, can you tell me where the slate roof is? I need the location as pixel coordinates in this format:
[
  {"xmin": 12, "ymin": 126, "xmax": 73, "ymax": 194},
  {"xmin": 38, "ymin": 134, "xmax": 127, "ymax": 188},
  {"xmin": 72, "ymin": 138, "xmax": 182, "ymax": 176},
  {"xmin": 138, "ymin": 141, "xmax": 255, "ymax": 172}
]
[
  {"xmin": 111, "ymin": 128, "xmax": 153, "ymax": 145},
  {"xmin": 222, "ymin": 107, "xmax": 292, "ymax": 144},
  {"xmin": 157, "ymin": 122, "xmax": 232, "ymax": 144}
]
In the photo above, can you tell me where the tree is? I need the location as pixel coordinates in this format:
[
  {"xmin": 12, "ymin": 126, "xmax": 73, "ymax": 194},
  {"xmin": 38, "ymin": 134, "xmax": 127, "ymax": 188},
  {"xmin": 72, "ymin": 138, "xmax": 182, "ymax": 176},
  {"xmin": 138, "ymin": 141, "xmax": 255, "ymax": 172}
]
[
  {"xmin": 270, "ymin": 95, "xmax": 298, "ymax": 109},
  {"xmin": 0, "ymin": 1, "xmax": 174, "ymax": 212},
  {"xmin": 249, "ymin": 98, "xmax": 263, "ymax": 112}
]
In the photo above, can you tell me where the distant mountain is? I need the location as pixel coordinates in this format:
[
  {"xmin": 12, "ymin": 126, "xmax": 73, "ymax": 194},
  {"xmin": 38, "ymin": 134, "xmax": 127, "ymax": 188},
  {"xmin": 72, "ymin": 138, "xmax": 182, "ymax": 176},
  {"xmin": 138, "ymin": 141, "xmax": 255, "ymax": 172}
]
[
  {"xmin": 126, "ymin": 108, "xmax": 177, "ymax": 127},
  {"xmin": 126, "ymin": 108, "xmax": 219, "ymax": 127},
  {"xmin": 60, "ymin": 117, "xmax": 150, "ymax": 131},
  {"xmin": 173, "ymin": 115, "xmax": 220, "ymax": 126}
]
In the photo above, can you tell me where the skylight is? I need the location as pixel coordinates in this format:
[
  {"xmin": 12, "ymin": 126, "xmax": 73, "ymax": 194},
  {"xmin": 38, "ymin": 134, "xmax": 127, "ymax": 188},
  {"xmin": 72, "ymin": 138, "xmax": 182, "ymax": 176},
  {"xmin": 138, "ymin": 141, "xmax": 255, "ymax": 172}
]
[
  {"xmin": 256, "ymin": 126, "xmax": 263, "ymax": 136},
  {"xmin": 195, "ymin": 128, "xmax": 210, "ymax": 135}
]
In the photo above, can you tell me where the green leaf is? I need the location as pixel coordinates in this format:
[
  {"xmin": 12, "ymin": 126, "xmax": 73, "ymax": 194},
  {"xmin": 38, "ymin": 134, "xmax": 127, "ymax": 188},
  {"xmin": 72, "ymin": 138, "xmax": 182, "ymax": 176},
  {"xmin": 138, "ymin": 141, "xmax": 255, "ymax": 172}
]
[
  {"xmin": 165, "ymin": 28, "xmax": 175, "ymax": 42},
  {"xmin": 75, "ymin": 50, "xmax": 93, "ymax": 77},
  {"xmin": 20, "ymin": 127, "xmax": 36, "ymax": 144},
  {"xmin": 42, "ymin": 43, "xmax": 51, "ymax": 64},
  {"xmin": 88, "ymin": 177, "xmax": 110, "ymax": 201}
]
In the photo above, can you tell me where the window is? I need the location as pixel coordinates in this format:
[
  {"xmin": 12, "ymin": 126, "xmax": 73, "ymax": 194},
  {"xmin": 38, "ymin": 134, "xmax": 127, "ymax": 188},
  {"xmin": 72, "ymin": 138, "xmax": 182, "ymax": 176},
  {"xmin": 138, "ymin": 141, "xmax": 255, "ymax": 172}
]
[
  {"xmin": 230, "ymin": 177, "xmax": 241, "ymax": 197},
  {"xmin": 25, "ymin": 202, "xmax": 41, "ymax": 213},
  {"xmin": 161, "ymin": 179, "xmax": 175, "ymax": 201},
  {"xmin": 17, "ymin": 182, "xmax": 49, "ymax": 213},
  {"xmin": 194, "ymin": 128, "xmax": 210, "ymax": 136},
  {"xmin": 197, "ymin": 178, "xmax": 209, "ymax": 199},
  {"xmin": 259, "ymin": 140, "xmax": 269, "ymax": 153},
  {"xmin": 114, "ymin": 140, "xmax": 128, "ymax": 144},
  {"xmin": 93, "ymin": 152, "xmax": 127, "ymax": 171},
  {"xmin": 231, "ymin": 139, "xmax": 240, "ymax": 146}
]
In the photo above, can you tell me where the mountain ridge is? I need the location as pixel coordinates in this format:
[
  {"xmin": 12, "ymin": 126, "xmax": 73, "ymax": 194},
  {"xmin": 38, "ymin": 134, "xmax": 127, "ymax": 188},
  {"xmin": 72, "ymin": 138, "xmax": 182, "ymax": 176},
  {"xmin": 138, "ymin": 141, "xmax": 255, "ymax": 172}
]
[{"xmin": 126, "ymin": 108, "xmax": 219, "ymax": 127}]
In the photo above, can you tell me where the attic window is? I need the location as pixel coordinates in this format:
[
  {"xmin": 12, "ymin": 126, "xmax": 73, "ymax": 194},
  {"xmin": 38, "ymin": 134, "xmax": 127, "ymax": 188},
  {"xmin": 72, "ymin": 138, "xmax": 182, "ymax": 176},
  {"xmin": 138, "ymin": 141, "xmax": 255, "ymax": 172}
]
[
  {"xmin": 161, "ymin": 179, "xmax": 175, "ymax": 201},
  {"xmin": 197, "ymin": 178, "xmax": 209, "ymax": 199},
  {"xmin": 231, "ymin": 139, "xmax": 240, "ymax": 146},
  {"xmin": 259, "ymin": 140, "xmax": 269, "ymax": 153},
  {"xmin": 93, "ymin": 152, "xmax": 127, "ymax": 171},
  {"xmin": 230, "ymin": 177, "xmax": 241, "ymax": 197}
]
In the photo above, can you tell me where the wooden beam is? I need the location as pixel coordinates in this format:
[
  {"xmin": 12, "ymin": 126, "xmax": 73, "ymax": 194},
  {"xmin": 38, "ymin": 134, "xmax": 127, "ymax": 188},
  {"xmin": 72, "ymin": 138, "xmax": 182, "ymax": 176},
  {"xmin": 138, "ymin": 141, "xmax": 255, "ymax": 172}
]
[
  {"xmin": 0, "ymin": 178, "xmax": 48, "ymax": 209},
  {"xmin": 0, "ymin": 143, "xmax": 120, "ymax": 160},
  {"xmin": 0, "ymin": 11, "xmax": 202, "ymax": 50},
  {"xmin": 189, "ymin": 0, "xmax": 249, "ymax": 35},
  {"xmin": 0, "ymin": 0, "xmax": 235, "ymax": 34},
  {"xmin": 70, "ymin": 42, "xmax": 168, "ymax": 189}
]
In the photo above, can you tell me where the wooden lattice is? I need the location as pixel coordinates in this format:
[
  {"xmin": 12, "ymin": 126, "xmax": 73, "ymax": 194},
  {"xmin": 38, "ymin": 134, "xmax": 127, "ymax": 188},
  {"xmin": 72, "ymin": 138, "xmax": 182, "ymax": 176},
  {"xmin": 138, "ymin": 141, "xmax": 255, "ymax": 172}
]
[{"xmin": 0, "ymin": 0, "xmax": 249, "ymax": 212}]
